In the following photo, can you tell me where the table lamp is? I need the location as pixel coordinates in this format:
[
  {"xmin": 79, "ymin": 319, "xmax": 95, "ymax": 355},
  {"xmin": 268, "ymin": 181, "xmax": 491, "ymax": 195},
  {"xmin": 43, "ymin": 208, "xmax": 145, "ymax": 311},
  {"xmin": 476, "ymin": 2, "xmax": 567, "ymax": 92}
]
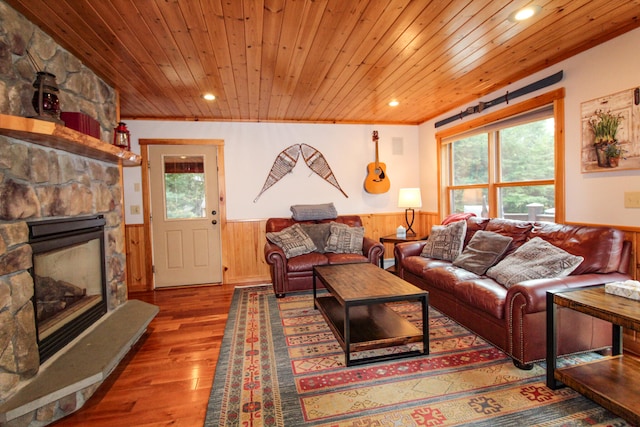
[{"xmin": 398, "ymin": 188, "xmax": 422, "ymax": 236}]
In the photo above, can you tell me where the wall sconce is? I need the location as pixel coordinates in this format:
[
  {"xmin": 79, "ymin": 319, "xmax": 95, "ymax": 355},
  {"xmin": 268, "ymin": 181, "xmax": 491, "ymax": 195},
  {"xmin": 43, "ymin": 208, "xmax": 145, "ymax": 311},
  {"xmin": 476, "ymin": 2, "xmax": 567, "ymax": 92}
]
[{"xmin": 398, "ymin": 188, "xmax": 422, "ymax": 236}]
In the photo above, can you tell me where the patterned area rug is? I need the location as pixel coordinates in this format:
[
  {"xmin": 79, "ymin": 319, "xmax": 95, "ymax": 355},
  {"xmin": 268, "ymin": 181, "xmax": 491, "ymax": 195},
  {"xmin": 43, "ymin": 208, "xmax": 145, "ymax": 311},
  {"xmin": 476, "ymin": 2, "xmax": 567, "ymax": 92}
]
[{"xmin": 205, "ymin": 286, "xmax": 630, "ymax": 426}]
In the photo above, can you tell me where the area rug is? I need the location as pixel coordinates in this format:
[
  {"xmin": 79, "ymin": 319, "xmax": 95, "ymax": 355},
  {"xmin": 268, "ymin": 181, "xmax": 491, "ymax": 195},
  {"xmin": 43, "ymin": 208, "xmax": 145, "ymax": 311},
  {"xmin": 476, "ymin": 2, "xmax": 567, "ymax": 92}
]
[{"xmin": 205, "ymin": 286, "xmax": 630, "ymax": 426}]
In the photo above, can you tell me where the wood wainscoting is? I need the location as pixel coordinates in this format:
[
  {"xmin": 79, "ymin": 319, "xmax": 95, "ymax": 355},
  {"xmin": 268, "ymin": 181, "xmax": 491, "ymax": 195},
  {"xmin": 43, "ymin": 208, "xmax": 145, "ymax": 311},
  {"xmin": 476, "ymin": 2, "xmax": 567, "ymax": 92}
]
[
  {"xmin": 126, "ymin": 215, "xmax": 639, "ymax": 291},
  {"xmin": 124, "ymin": 212, "xmax": 441, "ymax": 291}
]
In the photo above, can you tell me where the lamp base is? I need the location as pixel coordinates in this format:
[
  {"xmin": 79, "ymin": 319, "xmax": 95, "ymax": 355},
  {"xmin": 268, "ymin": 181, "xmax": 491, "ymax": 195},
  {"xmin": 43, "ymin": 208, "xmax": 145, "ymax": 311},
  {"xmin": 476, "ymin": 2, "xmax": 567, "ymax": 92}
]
[{"xmin": 404, "ymin": 208, "xmax": 417, "ymax": 237}]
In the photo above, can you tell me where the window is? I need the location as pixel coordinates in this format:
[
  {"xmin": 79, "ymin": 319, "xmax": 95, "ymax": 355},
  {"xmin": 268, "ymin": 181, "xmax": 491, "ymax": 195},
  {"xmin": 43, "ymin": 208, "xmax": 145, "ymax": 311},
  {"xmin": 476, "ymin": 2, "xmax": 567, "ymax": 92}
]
[
  {"xmin": 163, "ymin": 155, "xmax": 206, "ymax": 219},
  {"xmin": 438, "ymin": 90, "xmax": 564, "ymax": 222}
]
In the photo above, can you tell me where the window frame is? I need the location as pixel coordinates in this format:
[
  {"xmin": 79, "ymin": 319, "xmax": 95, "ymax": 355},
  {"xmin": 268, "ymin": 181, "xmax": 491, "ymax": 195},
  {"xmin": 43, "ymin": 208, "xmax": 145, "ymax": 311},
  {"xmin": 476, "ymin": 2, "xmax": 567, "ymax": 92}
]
[{"xmin": 436, "ymin": 88, "xmax": 565, "ymax": 222}]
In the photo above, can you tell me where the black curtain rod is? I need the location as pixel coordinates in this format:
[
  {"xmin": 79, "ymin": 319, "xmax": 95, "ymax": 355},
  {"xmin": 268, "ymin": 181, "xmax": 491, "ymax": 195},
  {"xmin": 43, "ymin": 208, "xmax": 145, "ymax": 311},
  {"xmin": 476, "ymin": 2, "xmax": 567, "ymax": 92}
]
[{"xmin": 435, "ymin": 70, "xmax": 564, "ymax": 128}]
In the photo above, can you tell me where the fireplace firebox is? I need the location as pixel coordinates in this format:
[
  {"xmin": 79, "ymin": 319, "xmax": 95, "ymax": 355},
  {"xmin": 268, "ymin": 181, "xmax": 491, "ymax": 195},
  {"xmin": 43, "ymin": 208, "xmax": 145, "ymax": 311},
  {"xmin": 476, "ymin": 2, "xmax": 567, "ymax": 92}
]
[{"xmin": 28, "ymin": 215, "xmax": 108, "ymax": 362}]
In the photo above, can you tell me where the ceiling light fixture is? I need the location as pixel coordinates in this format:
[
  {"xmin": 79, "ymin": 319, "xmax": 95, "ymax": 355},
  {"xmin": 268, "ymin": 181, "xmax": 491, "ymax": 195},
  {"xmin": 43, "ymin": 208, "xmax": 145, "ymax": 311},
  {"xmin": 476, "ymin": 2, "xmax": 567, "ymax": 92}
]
[
  {"xmin": 509, "ymin": 5, "xmax": 541, "ymax": 22},
  {"xmin": 388, "ymin": 100, "xmax": 399, "ymax": 107},
  {"xmin": 202, "ymin": 93, "xmax": 216, "ymax": 101}
]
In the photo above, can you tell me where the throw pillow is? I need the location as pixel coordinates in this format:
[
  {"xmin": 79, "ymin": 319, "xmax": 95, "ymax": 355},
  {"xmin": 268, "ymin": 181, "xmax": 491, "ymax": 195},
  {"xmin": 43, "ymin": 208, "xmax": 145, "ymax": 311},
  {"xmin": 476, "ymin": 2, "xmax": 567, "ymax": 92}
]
[
  {"xmin": 324, "ymin": 222, "xmax": 365, "ymax": 254},
  {"xmin": 266, "ymin": 223, "xmax": 317, "ymax": 259},
  {"xmin": 290, "ymin": 203, "xmax": 338, "ymax": 221},
  {"xmin": 420, "ymin": 220, "xmax": 467, "ymax": 261},
  {"xmin": 300, "ymin": 223, "xmax": 332, "ymax": 254},
  {"xmin": 453, "ymin": 230, "xmax": 513, "ymax": 275},
  {"xmin": 486, "ymin": 237, "xmax": 584, "ymax": 288}
]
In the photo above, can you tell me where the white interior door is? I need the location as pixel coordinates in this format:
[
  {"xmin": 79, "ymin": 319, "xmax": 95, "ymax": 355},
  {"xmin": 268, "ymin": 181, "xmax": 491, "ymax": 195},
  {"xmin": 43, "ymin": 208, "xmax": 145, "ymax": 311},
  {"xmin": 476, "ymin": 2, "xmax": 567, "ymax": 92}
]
[{"xmin": 149, "ymin": 144, "xmax": 222, "ymax": 287}]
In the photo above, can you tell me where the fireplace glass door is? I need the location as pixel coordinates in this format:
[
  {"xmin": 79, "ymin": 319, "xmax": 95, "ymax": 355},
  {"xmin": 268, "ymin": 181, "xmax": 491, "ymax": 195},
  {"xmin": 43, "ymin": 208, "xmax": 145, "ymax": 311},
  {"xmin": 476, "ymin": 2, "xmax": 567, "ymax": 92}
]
[
  {"xmin": 34, "ymin": 237, "xmax": 103, "ymax": 340},
  {"xmin": 29, "ymin": 215, "xmax": 107, "ymax": 362}
]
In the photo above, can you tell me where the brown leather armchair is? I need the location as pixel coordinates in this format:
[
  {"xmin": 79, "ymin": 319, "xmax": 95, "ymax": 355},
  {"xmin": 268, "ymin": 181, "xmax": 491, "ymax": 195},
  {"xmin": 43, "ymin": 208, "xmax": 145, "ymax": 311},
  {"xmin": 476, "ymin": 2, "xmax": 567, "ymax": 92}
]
[{"xmin": 264, "ymin": 215, "xmax": 384, "ymax": 297}]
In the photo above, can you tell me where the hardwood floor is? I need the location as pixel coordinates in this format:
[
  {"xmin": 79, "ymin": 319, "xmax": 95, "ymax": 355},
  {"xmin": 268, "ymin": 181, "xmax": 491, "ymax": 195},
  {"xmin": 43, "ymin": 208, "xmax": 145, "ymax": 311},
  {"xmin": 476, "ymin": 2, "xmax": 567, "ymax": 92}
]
[{"xmin": 52, "ymin": 283, "xmax": 240, "ymax": 427}]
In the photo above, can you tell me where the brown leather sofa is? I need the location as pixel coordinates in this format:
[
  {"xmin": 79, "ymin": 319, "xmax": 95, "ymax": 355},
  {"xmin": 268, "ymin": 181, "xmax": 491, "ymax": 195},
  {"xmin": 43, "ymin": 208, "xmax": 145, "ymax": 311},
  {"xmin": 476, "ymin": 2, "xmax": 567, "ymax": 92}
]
[
  {"xmin": 265, "ymin": 215, "xmax": 384, "ymax": 297},
  {"xmin": 395, "ymin": 217, "xmax": 632, "ymax": 369}
]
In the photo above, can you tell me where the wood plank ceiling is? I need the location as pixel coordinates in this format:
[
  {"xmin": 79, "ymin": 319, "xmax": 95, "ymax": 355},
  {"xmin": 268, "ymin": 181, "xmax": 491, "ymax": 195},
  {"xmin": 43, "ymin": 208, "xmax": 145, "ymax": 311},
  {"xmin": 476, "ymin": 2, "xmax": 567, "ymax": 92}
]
[{"xmin": 6, "ymin": 0, "xmax": 640, "ymax": 125}]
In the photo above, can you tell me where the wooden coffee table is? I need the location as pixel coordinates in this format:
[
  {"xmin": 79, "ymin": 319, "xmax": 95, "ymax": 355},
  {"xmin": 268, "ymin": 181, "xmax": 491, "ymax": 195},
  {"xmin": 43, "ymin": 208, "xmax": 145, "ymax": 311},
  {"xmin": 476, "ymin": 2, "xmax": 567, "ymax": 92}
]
[{"xmin": 313, "ymin": 263, "xmax": 429, "ymax": 366}]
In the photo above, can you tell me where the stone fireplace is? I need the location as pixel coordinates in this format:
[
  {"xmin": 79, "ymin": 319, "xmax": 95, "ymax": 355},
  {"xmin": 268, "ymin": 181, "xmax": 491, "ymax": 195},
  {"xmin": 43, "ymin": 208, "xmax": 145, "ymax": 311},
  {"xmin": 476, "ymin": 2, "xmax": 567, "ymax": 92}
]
[
  {"xmin": 0, "ymin": 3, "xmax": 157, "ymax": 424},
  {"xmin": 0, "ymin": 135, "xmax": 128, "ymax": 396}
]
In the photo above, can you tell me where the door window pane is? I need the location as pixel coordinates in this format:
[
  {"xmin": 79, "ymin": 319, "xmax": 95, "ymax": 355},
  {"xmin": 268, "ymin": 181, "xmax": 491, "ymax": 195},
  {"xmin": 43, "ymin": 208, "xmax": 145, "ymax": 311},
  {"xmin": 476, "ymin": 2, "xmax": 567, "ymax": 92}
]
[
  {"xmin": 164, "ymin": 155, "xmax": 206, "ymax": 219},
  {"xmin": 499, "ymin": 118, "xmax": 555, "ymax": 182}
]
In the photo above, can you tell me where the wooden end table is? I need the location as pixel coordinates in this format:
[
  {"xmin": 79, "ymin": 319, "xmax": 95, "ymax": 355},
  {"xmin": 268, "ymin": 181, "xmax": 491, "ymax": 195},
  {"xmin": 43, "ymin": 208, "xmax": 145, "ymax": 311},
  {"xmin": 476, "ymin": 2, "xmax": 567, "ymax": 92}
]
[
  {"xmin": 379, "ymin": 233, "xmax": 428, "ymax": 272},
  {"xmin": 313, "ymin": 263, "xmax": 429, "ymax": 366},
  {"xmin": 546, "ymin": 284, "xmax": 640, "ymax": 425}
]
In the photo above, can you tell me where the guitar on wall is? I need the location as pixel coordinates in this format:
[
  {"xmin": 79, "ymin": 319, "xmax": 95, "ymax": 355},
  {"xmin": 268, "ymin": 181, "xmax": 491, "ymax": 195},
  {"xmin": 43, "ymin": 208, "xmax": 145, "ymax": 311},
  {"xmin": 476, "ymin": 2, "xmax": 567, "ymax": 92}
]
[{"xmin": 364, "ymin": 130, "xmax": 390, "ymax": 194}]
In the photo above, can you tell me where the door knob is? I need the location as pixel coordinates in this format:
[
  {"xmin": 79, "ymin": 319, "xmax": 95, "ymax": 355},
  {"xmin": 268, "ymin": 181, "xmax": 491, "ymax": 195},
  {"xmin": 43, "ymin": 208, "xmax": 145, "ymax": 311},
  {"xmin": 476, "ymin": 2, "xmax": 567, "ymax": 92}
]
[
  {"xmin": 211, "ymin": 210, "xmax": 217, "ymax": 215},
  {"xmin": 211, "ymin": 220, "xmax": 217, "ymax": 225}
]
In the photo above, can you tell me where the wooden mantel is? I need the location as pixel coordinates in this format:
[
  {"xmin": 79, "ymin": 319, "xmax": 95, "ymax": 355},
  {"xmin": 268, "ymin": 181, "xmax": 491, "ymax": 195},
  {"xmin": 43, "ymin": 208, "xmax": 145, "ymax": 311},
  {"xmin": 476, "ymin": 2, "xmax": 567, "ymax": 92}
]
[{"xmin": 0, "ymin": 114, "xmax": 141, "ymax": 166}]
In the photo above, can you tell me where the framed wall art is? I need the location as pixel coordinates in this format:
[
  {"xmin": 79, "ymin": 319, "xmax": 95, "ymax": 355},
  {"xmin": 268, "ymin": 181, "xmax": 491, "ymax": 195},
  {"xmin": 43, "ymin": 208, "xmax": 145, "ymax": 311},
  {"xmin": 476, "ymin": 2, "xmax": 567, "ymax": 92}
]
[{"xmin": 580, "ymin": 87, "xmax": 640, "ymax": 173}]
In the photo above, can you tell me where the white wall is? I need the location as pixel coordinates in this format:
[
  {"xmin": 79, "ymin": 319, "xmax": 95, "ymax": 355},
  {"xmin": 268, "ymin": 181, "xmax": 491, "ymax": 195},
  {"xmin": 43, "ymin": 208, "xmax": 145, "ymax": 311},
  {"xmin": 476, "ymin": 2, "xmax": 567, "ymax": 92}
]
[
  {"xmin": 419, "ymin": 27, "xmax": 640, "ymax": 228},
  {"xmin": 123, "ymin": 122, "xmax": 420, "ymax": 223}
]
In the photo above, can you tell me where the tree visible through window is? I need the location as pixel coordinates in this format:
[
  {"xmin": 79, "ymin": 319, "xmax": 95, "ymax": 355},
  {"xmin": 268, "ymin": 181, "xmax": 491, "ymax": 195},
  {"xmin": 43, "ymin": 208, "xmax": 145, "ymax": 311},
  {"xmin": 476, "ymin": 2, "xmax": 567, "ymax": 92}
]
[
  {"xmin": 445, "ymin": 113, "xmax": 556, "ymax": 221},
  {"xmin": 163, "ymin": 156, "xmax": 206, "ymax": 219}
]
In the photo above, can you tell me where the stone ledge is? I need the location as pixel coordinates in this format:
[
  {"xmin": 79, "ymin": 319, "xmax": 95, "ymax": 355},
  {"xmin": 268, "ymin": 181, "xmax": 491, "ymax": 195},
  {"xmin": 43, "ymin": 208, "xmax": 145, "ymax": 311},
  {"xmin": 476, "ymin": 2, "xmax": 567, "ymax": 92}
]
[{"xmin": 0, "ymin": 299, "xmax": 159, "ymax": 424}]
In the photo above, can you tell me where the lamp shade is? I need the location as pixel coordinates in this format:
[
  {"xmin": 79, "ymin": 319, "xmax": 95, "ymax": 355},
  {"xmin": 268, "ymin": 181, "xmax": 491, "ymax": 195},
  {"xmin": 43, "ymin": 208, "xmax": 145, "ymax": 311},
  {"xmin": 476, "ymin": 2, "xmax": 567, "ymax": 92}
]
[{"xmin": 398, "ymin": 188, "xmax": 422, "ymax": 208}]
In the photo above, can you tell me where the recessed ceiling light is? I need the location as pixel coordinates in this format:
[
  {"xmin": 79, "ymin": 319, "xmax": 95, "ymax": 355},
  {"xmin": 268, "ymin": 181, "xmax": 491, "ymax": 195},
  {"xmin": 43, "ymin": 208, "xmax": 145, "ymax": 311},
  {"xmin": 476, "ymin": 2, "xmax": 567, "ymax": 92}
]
[
  {"xmin": 202, "ymin": 93, "xmax": 216, "ymax": 101},
  {"xmin": 388, "ymin": 100, "xmax": 399, "ymax": 107},
  {"xmin": 509, "ymin": 5, "xmax": 541, "ymax": 22}
]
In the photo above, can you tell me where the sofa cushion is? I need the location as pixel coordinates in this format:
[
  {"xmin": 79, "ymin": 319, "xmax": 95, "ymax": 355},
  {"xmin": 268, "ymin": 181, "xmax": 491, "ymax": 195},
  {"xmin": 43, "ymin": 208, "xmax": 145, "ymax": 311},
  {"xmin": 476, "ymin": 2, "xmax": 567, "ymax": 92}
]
[
  {"xmin": 290, "ymin": 203, "xmax": 338, "ymax": 221},
  {"xmin": 484, "ymin": 218, "xmax": 533, "ymax": 256},
  {"xmin": 463, "ymin": 216, "xmax": 491, "ymax": 246},
  {"xmin": 486, "ymin": 237, "xmax": 584, "ymax": 288},
  {"xmin": 420, "ymin": 264, "xmax": 482, "ymax": 294},
  {"xmin": 324, "ymin": 222, "xmax": 365, "ymax": 253},
  {"xmin": 420, "ymin": 220, "xmax": 467, "ymax": 261},
  {"xmin": 454, "ymin": 279, "xmax": 508, "ymax": 319},
  {"xmin": 325, "ymin": 252, "xmax": 369, "ymax": 264},
  {"xmin": 530, "ymin": 222, "xmax": 625, "ymax": 274},
  {"xmin": 453, "ymin": 230, "xmax": 513, "ymax": 275},
  {"xmin": 300, "ymin": 223, "xmax": 332, "ymax": 254},
  {"xmin": 266, "ymin": 223, "xmax": 317, "ymax": 258},
  {"xmin": 286, "ymin": 252, "xmax": 329, "ymax": 272}
]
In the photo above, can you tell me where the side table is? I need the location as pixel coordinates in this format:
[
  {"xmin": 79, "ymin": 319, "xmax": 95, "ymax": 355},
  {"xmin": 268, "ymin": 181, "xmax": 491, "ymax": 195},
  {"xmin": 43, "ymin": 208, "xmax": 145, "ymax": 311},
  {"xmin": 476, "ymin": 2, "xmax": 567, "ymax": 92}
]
[
  {"xmin": 379, "ymin": 233, "xmax": 428, "ymax": 273},
  {"xmin": 546, "ymin": 284, "xmax": 640, "ymax": 425}
]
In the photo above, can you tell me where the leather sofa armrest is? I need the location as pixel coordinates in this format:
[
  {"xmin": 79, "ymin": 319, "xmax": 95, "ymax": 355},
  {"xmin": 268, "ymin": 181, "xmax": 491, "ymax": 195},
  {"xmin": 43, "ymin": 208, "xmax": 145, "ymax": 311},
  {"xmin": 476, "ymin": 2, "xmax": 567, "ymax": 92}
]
[
  {"xmin": 394, "ymin": 241, "xmax": 426, "ymax": 260},
  {"xmin": 394, "ymin": 241, "xmax": 427, "ymax": 277},
  {"xmin": 506, "ymin": 272, "xmax": 633, "ymax": 315},
  {"xmin": 619, "ymin": 240, "xmax": 632, "ymax": 274},
  {"xmin": 264, "ymin": 241, "xmax": 285, "ymax": 265},
  {"xmin": 264, "ymin": 242, "xmax": 287, "ymax": 296},
  {"xmin": 363, "ymin": 237, "xmax": 384, "ymax": 265}
]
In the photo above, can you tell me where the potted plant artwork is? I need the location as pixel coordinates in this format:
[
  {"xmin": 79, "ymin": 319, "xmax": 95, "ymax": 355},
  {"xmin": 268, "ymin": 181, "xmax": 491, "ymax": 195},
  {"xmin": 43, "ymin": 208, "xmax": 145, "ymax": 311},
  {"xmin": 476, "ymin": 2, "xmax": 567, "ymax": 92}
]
[
  {"xmin": 588, "ymin": 109, "xmax": 623, "ymax": 168},
  {"xmin": 604, "ymin": 141, "xmax": 626, "ymax": 168}
]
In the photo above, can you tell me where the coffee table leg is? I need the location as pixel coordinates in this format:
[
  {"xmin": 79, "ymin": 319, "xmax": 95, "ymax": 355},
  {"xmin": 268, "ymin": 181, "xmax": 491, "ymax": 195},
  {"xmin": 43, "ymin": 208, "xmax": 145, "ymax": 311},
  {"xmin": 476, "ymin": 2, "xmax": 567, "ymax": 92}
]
[
  {"xmin": 313, "ymin": 268, "xmax": 317, "ymax": 309},
  {"xmin": 421, "ymin": 295, "xmax": 429, "ymax": 355},
  {"xmin": 345, "ymin": 304, "xmax": 351, "ymax": 366}
]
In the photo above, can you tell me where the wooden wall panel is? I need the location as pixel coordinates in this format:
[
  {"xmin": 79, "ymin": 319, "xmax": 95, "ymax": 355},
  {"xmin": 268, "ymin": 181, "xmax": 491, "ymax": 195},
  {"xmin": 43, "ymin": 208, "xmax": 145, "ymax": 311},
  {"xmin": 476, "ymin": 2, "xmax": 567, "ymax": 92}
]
[
  {"xmin": 221, "ymin": 220, "xmax": 270, "ymax": 285},
  {"xmin": 124, "ymin": 224, "xmax": 147, "ymax": 292},
  {"xmin": 127, "ymin": 214, "xmax": 639, "ymax": 292}
]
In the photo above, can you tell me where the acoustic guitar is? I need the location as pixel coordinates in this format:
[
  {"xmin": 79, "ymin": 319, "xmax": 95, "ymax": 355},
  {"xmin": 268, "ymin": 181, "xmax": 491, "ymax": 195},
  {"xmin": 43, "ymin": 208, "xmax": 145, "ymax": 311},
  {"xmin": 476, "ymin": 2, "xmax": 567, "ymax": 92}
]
[{"xmin": 364, "ymin": 130, "xmax": 390, "ymax": 194}]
